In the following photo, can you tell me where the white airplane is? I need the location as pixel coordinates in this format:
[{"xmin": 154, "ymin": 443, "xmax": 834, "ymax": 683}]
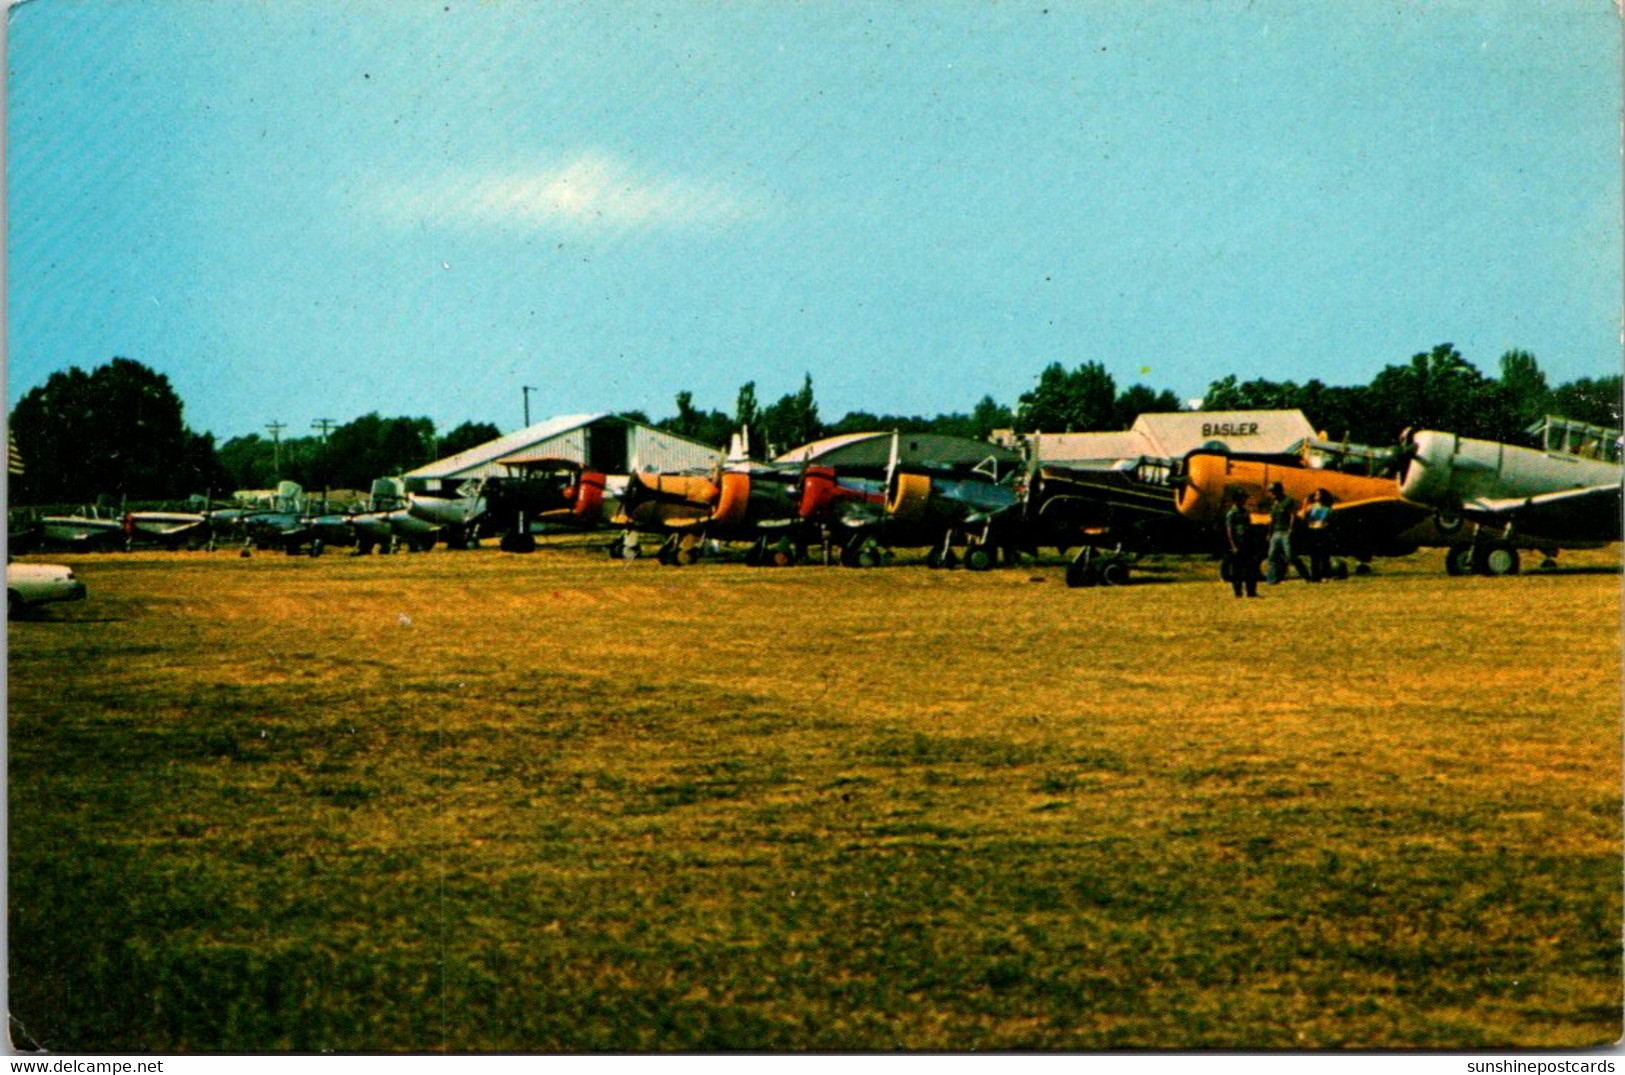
[
  {"xmin": 405, "ymin": 477, "xmax": 487, "ymax": 550},
  {"xmin": 1396, "ymin": 417, "xmax": 1622, "ymax": 575}
]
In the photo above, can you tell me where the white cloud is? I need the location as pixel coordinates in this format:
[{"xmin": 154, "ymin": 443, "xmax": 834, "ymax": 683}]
[{"xmin": 378, "ymin": 151, "xmax": 770, "ymax": 233}]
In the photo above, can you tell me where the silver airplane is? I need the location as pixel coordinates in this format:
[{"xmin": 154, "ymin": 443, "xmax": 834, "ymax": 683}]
[{"xmin": 1396, "ymin": 417, "xmax": 1622, "ymax": 575}]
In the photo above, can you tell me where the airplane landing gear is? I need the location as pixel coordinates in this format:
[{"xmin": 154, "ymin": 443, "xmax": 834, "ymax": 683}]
[
  {"xmin": 1475, "ymin": 541, "xmax": 1520, "ymax": 576},
  {"xmin": 1066, "ymin": 548, "xmax": 1130, "ymax": 588}
]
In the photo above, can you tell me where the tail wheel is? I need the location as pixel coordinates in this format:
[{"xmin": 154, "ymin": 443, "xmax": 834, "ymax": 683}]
[{"xmin": 964, "ymin": 546, "xmax": 994, "ymax": 572}]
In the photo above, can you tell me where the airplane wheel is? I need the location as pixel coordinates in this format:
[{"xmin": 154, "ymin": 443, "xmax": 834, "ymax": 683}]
[
  {"xmin": 309, "ymin": 540, "xmax": 324, "ymax": 558},
  {"xmin": 926, "ymin": 548, "xmax": 944, "ymax": 570},
  {"xmin": 744, "ymin": 544, "xmax": 763, "ymax": 566},
  {"xmin": 1477, "ymin": 543, "xmax": 1520, "ymax": 576},
  {"xmin": 1354, "ymin": 562, "xmax": 1371, "ymax": 576},
  {"xmin": 1435, "ymin": 509, "xmax": 1464, "ymax": 535},
  {"xmin": 501, "ymin": 532, "xmax": 537, "ymax": 554},
  {"xmin": 940, "ymin": 549, "xmax": 959, "ymax": 570},
  {"xmin": 964, "ymin": 546, "xmax": 994, "ymax": 571},
  {"xmin": 677, "ymin": 547, "xmax": 701, "ymax": 566},
  {"xmin": 772, "ymin": 547, "xmax": 796, "ymax": 567},
  {"xmin": 857, "ymin": 547, "xmax": 883, "ymax": 568},
  {"xmin": 1097, "ymin": 559, "xmax": 1130, "ymax": 587},
  {"xmin": 1066, "ymin": 557, "xmax": 1097, "ymax": 588},
  {"xmin": 1445, "ymin": 546, "xmax": 1473, "ymax": 577}
]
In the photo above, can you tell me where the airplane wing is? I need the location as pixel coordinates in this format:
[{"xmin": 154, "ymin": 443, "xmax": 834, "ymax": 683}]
[
  {"xmin": 1316, "ymin": 496, "xmax": 1434, "ymax": 556},
  {"xmin": 1462, "ymin": 483, "xmax": 1623, "ymax": 544}
]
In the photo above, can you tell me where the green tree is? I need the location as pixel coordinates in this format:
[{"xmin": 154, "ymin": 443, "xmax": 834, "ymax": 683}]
[
  {"xmin": 439, "ymin": 421, "xmax": 502, "ymax": 459},
  {"xmin": 1365, "ymin": 343, "xmax": 1497, "ymax": 440},
  {"xmin": 1016, "ymin": 361, "xmax": 1118, "ymax": 432},
  {"xmin": 1549, "ymin": 375, "xmax": 1623, "ymax": 430},
  {"xmin": 1111, "ymin": 384, "xmax": 1183, "ymax": 429},
  {"xmin": 760, "ymin": 374, "xmax": 823, "ymax": 455},
  {"xmin": 655, "ymin": 391, "xmax": 732, "ymax": 448},
  {"xmin": 969, "ymin": 395, "xmax": 1015, "ymax": 439},
  {"xmin": 1497, "ymin": 349, "xmax": 1552, "ymax": 433},
  {"xmin": 9, "ymin": 357, "xmax": 225, "ymax": 503}
]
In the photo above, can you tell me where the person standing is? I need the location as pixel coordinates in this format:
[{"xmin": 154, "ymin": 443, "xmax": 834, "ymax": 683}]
[
  {"xmin": 1299, "ymin": 488, "xmax": 1335, "ymax": 582},
  {"xmin": 1265, "ymin": 480, "xmax": 1298, "ymax": 585},
  {"xmin": 1224, "ymin": 488, "xmax": 1261, "ymax": 597}
]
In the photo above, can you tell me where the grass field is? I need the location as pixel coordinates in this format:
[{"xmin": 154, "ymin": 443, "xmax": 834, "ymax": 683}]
[{"xmin": 8, "ymin": 541, "xmax": 1621, "ymax": 1052}]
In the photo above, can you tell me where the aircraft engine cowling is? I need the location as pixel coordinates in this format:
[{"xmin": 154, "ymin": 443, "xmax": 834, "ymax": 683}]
[
  {"xmin": 799, "ymin": 466, "xmax": 839, "ymax": 520},
  {"xmin": 1176, "ymin": 453, "xmax": 1234, "ymax": 521},
  {"xmin": 1395, "ymin": 431, "xmax": 1461, "ymax": 507},
  {"xmin": 573, "ymin": 471, "xmax": 608, "ymax": 521},
  {"xmin": 712, "ymin": 471, "xmax": 752, "ymax": 527},
  {"xmin": 888, "ymin": 472, "xmax": 933, "ymax": 524}
]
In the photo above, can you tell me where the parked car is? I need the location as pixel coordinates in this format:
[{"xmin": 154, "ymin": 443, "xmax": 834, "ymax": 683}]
[{"xmin": 7, "ymin": 562, "xmax": 88, "ymax": 616}]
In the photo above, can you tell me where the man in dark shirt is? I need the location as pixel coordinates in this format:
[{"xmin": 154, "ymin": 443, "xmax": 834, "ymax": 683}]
[
  {"xmin": 1265, "ymin": 480, "xmax": 1298, "ymax": 585},
  {"xmin": 1224, "ymin": 488, "xmax": 1261, "ymax": 597}
]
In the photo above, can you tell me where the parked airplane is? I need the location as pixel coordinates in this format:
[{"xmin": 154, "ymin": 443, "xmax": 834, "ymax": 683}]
[
  {"xmin": 38, "ymin": 508, "xmax": 125, "ymax": 552},
  {"xmin": 351, "ymin": 478, "xmax": 439, "ymax": 554},
  {"xmin": 1022, "ymin": 457, "xmax": 1214, "ymax": 585},
  {"xmin": 1395, "ymin": 418, "xmax": 1622, "ymax": 575},
  {"xmin": 486, "ymin": 460, "xmax": 616, "ymax": 553},
  {"xmin": 123, "ymin": 510, "xmax": 208, "ymax": 550},
  {"xmin": 614, "ymin": 432, "xmax": 803, "ymax": 564},
  {"xmin": 791, "ymin": 433, "xmax": 1023, "ymax": 568},
  {"xmin": 406, "ymin": 478, "xmax": 487, "ymax": 550},
  {"xmin": 1176, "ymin": 441, "xmax": 1441, "ymax": 575}
]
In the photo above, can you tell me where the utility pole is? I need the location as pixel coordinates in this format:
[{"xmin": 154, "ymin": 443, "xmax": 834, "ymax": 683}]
[
  {"xmin": 523, "ymin": 386, "xmax": 537, "ymax": 428},
  {"xmin": 266, "ymin": 421, "xmax": 285, "ymax": 477},
  {"xmin": 312, "ymin": 418, "xmax": 336, "ymax": 504}
]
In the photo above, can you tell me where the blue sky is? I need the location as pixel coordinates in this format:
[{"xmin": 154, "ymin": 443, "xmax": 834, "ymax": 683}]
[{"xmin": 7, "ymin": 0, "xmax": 1621, "ymax": 442}]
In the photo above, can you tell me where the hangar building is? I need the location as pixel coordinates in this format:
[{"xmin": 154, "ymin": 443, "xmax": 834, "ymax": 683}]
[
  {"xmin": 403, "ymin": 414, "xmax": 721, "ymax": 494},
  {"xmin": 1009, "ymin": 409, "xmax": 1319, "ymax": 466}
]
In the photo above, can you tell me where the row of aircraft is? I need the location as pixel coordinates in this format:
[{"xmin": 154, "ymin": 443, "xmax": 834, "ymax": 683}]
[{"xmin": 17, "ymin": 417, "xmax": 1621, "ymax": 584}]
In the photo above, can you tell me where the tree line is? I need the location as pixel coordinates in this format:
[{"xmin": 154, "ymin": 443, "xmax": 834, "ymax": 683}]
[{"xmin": 7, "ymin": 346, "xmax": 1620, "ymax": 505}]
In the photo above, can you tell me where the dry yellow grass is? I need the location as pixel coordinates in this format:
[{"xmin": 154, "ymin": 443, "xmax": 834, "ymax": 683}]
[{"xmin": 8, "ymin": 542, "xmax": 1621, "ymax": 1050}]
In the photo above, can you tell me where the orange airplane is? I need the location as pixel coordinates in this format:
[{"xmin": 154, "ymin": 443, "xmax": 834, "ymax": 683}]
[{"xmin": 1175, "ymin": 440, "xmax": 1445, "ymax": 574}]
